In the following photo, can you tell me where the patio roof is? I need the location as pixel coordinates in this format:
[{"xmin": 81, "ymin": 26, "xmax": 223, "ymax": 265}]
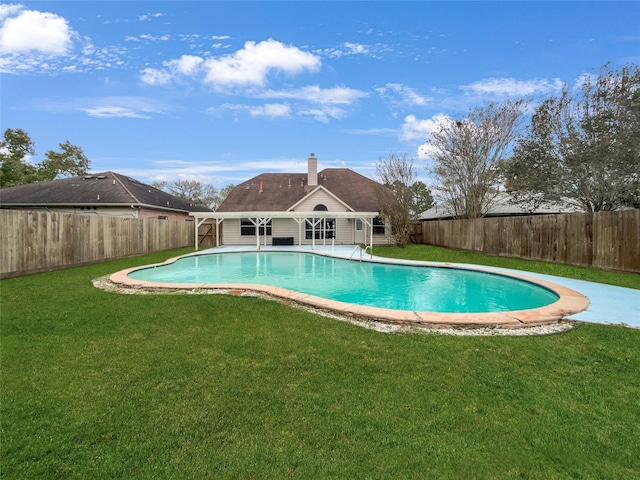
[{"xmin": 189, "ymin": 211, "xmax": 380, "ymax": 250}]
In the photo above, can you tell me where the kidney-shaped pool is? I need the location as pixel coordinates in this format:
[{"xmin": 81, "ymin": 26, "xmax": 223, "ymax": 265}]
[{"xmin": 110, "ymin": 250, "xmax": 589, "ymax": 327}]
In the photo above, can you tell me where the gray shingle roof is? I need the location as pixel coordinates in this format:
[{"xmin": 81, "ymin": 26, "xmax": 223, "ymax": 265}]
[
  {"xmin": 0, "ymin": 171, "xmax": 211, "ymax": 212},
  {"xmin": 218, "ymin": 168, "xmax": 385, "ymax": 212},
  {"xmin": 419, "ymin": 193, "xmax": 579, "ymax": 220}
]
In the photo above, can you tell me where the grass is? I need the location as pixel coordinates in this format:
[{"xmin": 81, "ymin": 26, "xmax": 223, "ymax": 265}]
[
  {"xmin": 1, "ymin": 247, "xmax": 639, "ymax": 478},
  {"xmin": 374, "ymin": 244, "xmax": 640, "ymax": 290}
]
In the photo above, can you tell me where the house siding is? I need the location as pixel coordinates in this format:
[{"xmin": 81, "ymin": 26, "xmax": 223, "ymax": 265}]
[
  {"xmin": 218, "ymin": 187, "xmax": 392, "ymax": 246},
  {"xmin": 292, "ymin": 190, "xmax": 349, "ymax": 212},
  {"xmin": 221, "ymin": 173, "xmax": 391, "ymax": 245},
  {"xmin": 11, "ymin": 206, "xmax": 195, "ymax": 221}
]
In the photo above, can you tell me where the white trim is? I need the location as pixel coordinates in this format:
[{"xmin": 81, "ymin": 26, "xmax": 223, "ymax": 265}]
[
  {"xmin": 288, "ymin": 185, "xmax": 355, "ymax": 212},
  {"xmin": 190, "ymin": 211, "xmax": 379, "ymax": 250},
  {"xmin": 191, "ymin": 211, "xmax": 379, "ymax": 220}
]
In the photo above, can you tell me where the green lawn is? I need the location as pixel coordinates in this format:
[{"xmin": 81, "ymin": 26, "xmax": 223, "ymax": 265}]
[
  {"xmin": 1, "ymin": 247, "xmax": 639, "ymax": 478},
  {"xmin": 374, "ymin": 244, "xmax": 640, "ymax": 290}
]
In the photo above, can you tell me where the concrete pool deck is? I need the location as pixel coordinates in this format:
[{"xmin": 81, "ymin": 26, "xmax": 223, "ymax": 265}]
[{"xmin": 108, "ymin": 244, "xmax": 628, "ymax": 330}]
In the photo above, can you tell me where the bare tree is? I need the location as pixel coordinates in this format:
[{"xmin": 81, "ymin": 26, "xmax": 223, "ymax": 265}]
[
  {"xmin": 375, "ymin": 152, "xmax": 418, "ymax": 246},
  {"xmin": 211, "ymin": 183, "xmax": 235, "ymax": 211},
  {"xmin": 152, "ymin": 179, "xmax": 235, "ymax": 210},
  {"xmin": 425, "ymin": 100, "xmax": 526, "ymax": 218},
  {"xmin": 152, "ymin": 179, "xmax": 218, "ymax": 208}
]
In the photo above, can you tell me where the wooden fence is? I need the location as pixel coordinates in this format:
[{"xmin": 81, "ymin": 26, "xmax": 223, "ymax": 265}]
[
  {"xmin": 418, "ymin": 209, "xmax": 640, "ymax": 273},
  {"xmin": 0, "ymin": 210, "xmax": 214, "ymax": 278}
]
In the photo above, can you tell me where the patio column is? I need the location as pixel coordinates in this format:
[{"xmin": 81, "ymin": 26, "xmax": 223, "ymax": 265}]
[{"xmin": 195, "ymin": 217, "xmax": 209, "ymax": 251}]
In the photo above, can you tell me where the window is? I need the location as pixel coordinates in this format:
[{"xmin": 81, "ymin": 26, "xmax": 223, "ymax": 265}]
[
  {"xmin": 373, "ymin": 216, "xmax": 386, "ymax": 235},
  {"xmin": 305, "ymin": 204, "xmax": 335, "ymax": 239},
  {"xmin": 355, "ymin": 219, "xmax": 363, "ymax": 231},
  {"xmin": 240, "ymin": 218, "xmax": 272, "ymax": 236},
  {"xmin": 305, "ymin": 218, "xmax": 336, "ymax": 239}
]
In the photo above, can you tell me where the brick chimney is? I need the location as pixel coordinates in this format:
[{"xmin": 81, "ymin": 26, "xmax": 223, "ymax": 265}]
[{"xmin": 307, "ymin": 153, "xmax": 318, "ymax": 187}]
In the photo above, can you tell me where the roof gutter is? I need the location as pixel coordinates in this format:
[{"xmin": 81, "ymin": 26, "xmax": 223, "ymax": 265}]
[{"xmin": 0, "ymin": 202, "xmax": 203, "ymax": 214}]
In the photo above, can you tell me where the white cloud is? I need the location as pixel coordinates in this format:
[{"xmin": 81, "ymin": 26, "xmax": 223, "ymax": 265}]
[
  {"xmin": 216, "ymin": 99, "xmax": 348, "ymax": 123},
  {"xmin": 217, "ymin": 102, "xmax": 292, "ymax": 119},
  {"xmin": 461, "ymin": 77, "xmax": 563, "ymax": 97},
  {"xmin": 345, "ymin": 127, "xmax": 398, "ymax": 137},
  {"xmin": 0, "ymin": 4, "xmax": 22, "ymax": 20},
  {"xmin": 401, "ymin": 113, "xmax": 449, "ymax": 143},
  {"xmin": 141, "ymin": 40, "xmax": 320, "ymax": 89},
  {"xmin": 248, "ymin": 103, "xmax": 291, "ymax": 118},
  {"xmin": 0, "ymin": 6, "xmax": 76, "ymax": 55},
  {"xmin": 344, "ymin": 42, "xmax": 368, "ymax": 55},
  {"xmin": 81, "ymin": 106, "xmax": 151, "ymax": 119},
  {"xmin": 202, "ymin": 39, "xmax": 320, "ymax": 88},
  {"xmin": 400, "ymin": 113, "xmax": 453, "ymax": 159},
  {"xmin": 138, "ymin": 13, "xmax": 164, "ymax": 21},
  {"xmin": 298, "ymin": 106, "xmax": 346, "ymax": 123},
  {"xmin": 214, "ymin": 85, "xmax": 366, "ymax": 123},
  {"xmin": 166, "ymin": 54, "xmax": 203, "ymax": 76},
  {"xmin": 377, "ymin": 83, "xmax": 431, "ymax": 107},
  {"xmin": 139, "ymin": 54, "xmax": 204, "ymax": 85},
  {"xmin": 38, "ymin": 95, "xmax": 168, "ymax": 119},
  {"xmin": 138, "ymin": 33, "xmax": 170, "ymax": 42},
  {"xmin": 317, "ymin": 42, "xmax": 379, "ymax": 59},
  {"xmin": 140, "ymin": 67, "xmax": 172, "ymax": 86},
  {"xmin": 261, "ymin": 85, "xmax": 368, "ymax": 105}
]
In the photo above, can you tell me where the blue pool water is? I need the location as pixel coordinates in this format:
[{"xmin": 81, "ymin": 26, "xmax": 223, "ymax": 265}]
[{"xmin": 127, "ymin": 251, "xmax": 560, "ymax": 313}]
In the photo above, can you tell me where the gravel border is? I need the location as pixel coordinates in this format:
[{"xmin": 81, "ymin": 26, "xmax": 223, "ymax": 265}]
[{"xmin": 93, "ymin": 276, "xmax": 579, "ymax": 336}]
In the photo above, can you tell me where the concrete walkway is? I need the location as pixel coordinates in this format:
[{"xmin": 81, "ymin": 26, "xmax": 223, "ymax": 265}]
[
  {"xmin": 365, "ymin": 251, "xmax": 639, "ymax": 329},
  {"xmin": 479, "ymin": 268, "xmax": 639, "ymax": 329}
]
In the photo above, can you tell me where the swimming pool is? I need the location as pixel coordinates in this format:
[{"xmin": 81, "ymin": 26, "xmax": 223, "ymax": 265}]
[
  {"xmin": 112, "ymin": 250, "xmax": 589, "ymax": 326},
  {"xmin": 127, "ymin": 251, "xmax": 558, "ymax": 313}
]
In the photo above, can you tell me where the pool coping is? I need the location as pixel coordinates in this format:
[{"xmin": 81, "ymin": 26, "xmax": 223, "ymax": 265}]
[{"xmin": 108, "ymin": 248, "xmax": 590, "ymax": 329}]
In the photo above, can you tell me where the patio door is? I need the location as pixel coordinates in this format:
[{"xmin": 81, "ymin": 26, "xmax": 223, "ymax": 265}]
[{"xmin": 354, "ymin": 218, "xmax": 365, "ymax": 244}]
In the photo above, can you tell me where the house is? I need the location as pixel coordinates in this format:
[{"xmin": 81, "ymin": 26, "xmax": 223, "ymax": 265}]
[
  {"xmin": 420, "ymin": 193, "xmax": 580, "ymax": 221},
  {"xmin": 0, "ymin": 171, "xmax": 212, "ymax": 220},
  {"xmin": 190, "ymin": 153, "xmax": 393, "ymax": 249}
]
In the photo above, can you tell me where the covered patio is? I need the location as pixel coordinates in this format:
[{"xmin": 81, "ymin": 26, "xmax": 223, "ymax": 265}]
[{"xmin": 189, "ymin": 211, "xmax": 380, "ymax": 251}]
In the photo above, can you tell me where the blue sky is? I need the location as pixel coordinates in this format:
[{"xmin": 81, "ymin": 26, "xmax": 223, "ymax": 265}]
[{"xmin": 1, "ymin": 1, "xmax": 639, "ymax": 189}]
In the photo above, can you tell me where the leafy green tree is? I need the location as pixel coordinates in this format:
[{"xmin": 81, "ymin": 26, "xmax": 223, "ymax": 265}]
[
  {"xmin": 0, "ymin": 128, "xmax": 90, "ymax": 187},
  {"xmin": 410, "ymin": 181, "xmax": 435, "ymax": 216},
  {"xmin": 40, "ymin": 141, "xmax": 90, "ymax": 181},
  {"xmin": 504, "ymin": 63, "xmax": 640, "ymax": 211},
  {"xmin": 0, "ymin": 128, "xmax": 37, "ymax": 187}
]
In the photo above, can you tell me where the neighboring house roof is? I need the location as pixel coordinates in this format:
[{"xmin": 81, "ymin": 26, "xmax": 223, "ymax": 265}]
[
  {"xmin": 0, "ymin": 171, "xmax": 212, "ymax": 213},
  {"xmin": 218, "ymin": 168, "xmax": 385, "ymax": 213},
  {"xmin": 420, "ymin": 193, "xmax": 579, "ymax": 220}
]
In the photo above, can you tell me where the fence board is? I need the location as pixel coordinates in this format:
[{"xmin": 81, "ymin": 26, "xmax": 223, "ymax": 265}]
[
  {"xmin": 419, "ymin": 210, "xmax": 640, "ymax": 273},
  {"xmin": 0, "ymin": 210, "xmax": 212, "ymax": 278}
]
